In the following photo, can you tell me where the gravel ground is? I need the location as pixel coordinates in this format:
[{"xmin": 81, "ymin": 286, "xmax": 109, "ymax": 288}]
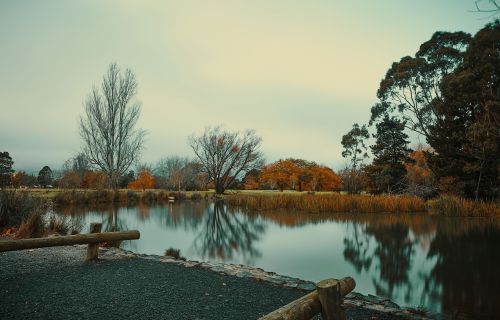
[{"xmin": 0, "ymin": 246, "xmax": 404, "ymax": 320}]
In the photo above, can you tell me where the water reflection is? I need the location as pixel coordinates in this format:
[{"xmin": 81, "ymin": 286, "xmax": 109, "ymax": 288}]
[
  {"xmin": 157, "ymin": 201, "xmax": 205, "ymax": 231},
  {"xmin": 366, "ymin": 224, "xmax": 415, "ymax": 303},
  {"xmin": 58, "ymin": 203, "xmax": 500, "ymax": 318},
  {"xmin": 192, "ymin": 201, "xmax": 265, "ymax": 264},
  {"xmin": 343, "ymin": 223, "xmax": 372, "ymax": 273},
  {"xmin": 342, "ymin": 222, "xmax": 416, "ymax": 305},
  {"xmin": 424, "ymin": 225, "xmax": 500, "ymax": 318}
]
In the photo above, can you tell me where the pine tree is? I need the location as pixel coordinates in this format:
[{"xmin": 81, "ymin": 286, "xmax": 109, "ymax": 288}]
[
  {"xmin": 0, "ymin": 152, "xmax": 14, "ymax": 188},
  {"xmin": 368, "ymin": 116, "xmax": 412, "ymax": 193}
]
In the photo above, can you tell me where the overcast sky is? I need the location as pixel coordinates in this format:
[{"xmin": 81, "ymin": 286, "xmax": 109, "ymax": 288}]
[{"xmin": 0, "ymin": 0, "xmax": 491, "ymax": 173}]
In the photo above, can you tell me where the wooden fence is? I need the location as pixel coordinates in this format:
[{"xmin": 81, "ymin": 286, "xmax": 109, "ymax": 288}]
[
  {"xmin": 0, "ymin": 223, "xmax": 140, "ymax": 261},
  {"xmin": 259, "ymin": 277, "xmax": 355, "ymax": 320}
]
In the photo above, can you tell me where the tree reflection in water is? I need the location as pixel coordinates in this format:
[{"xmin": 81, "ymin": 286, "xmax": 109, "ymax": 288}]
[
  {"xmin": 343, "ymin": 222, "xmax": 415, "ymax": 303},
  {"xmin": 422, "ymin": 221, "xmax": 500, "ymax": 318},
  {"xmin": 341, "ymin": 215, "xmax": 500, "ymax": 318},
  {"xmin": 101, "ymin": 206, "xmax": 128, "ymax": 232},
  {"xmin": 343, "ymin": 223, "xmax": 372, "ymax": 273},
  {"xmin": 192, "ymin": 201, "xmax": 266, "ymax": 264},
  {"xmin": 366, "ymin": 224, "xmax": 415, "ymax": 302},
  {"xmin": 159, "ymin": 201, "xmax": 206, "ymax": 231}
]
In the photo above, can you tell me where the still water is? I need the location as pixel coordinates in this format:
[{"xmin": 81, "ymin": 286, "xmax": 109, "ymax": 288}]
[{"xmin": 60, "ymin": 201, "xmax": 500, "ymax": 319}]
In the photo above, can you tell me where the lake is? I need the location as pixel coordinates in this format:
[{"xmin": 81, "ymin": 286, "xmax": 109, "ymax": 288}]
[{"xmin": 59, "ymin": 200, "xmax": 500, "ymax": 319}]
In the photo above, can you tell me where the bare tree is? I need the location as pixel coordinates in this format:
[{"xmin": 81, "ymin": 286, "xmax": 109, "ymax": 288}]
[
  {"xmin": 189, "ymin": 126, "xmax": 264, "ymax": 194},
  {"xmin": 62, "ymin": 152, "xmax": 90, "ymax": 178},
  {"xmin": 80, "ymin": 63, "xmax": 146, "ymax": 188},
  {"xmin": 155, "ymin": 156, "xmax": 189, "ymax": 190},
  {"xmin": 472, "ymin": 0, "xmax": 500, "ymax": 14}
]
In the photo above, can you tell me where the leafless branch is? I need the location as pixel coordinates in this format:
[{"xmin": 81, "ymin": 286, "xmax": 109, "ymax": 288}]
[
  {"xmin": 79, "ymin": 63, "xmax": 146, "ymax": 188},
  {"xmin": 188, "ymin": 126, "xmax": 264, "ymax": 193}
]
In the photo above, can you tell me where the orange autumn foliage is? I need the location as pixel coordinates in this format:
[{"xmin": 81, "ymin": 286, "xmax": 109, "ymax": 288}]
[
  {"xmin": 405, "ymin": 150, "xmax": 433, "ymax": 187},
  {"xmin": 243, "ymin": 170, "xmax": 261, "ymax": 190},
  {"xmin": 260, "ymin": 159, "xmax": 342, "ymax": 192},
  {"xmin": 405, "ymin": 149, "xmax": 437, "ymax": 197},
  {"xmin": 128, "ymin": 170, "xmax": 155, "ymax": 190},
  {"xmin": 59, "ymin": 171, "xmax": 82, "ymax": 189},
  {"xmin": 306, "ymin": 166, "xmax": 342, "ymax": 191},
  {"xmin": 260, "ymin": 160, "xmax": 301, "ymax": 191},
  {"xmin": 81, "ymin": 171, "xmax": 109, "ymax": 189},
  {"xmin": 11, "ymin": 171, "xmax": 26, "ymax": 188}
]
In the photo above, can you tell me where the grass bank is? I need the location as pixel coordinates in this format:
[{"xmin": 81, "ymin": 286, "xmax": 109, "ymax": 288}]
[
  {"xmin": 225, "ymin": 193, "xmax": 426, "ymax": 214},
  {"xmin": 16, "ymin": 189, "xmax": 500, "ymax": 217},
  {"xmin": 50, "ymin": 189, "xmax": 212, "ymax": 206},
  {"xmin": 428, "ymin": 195, "xmax": 500, "ymax": 217},
  {"xmin": 225, "ymin": 193, "xmax": 499, "ymax": 217}
]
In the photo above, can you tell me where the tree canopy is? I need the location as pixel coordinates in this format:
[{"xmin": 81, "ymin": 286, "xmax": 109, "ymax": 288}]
[
  {"xmin": 260, "ymin": 159, "xmax": 341, "ymax": 192},
  {"xmin": 371, "ymin": 31, "xmax": 471, "ymax": 140},
  {"xmin": 341, "ymin": 123, "xmax": 370, "ymax": 169},
  {"xmin": 37, "ymin": 166, "xmax": 53, "ymax": 188},
  {"xmin": 189, "ymin": 126, "xmax": 264, "ymax": 194},
  {"xmin": 427, "ymin": 20, "xmax": 499, "ymax": 198}
]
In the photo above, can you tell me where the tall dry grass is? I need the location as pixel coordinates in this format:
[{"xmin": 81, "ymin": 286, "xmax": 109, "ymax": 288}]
[
  {"xmin": 52, "ymin": 189, "xmax": 202, "ymax": 207},
  {"xmin": 0, "ymin": 190, "xmax": 46, "ymax": 230},
  {"xmin": 0, "ymin": 190, "xmax": 83, "ymax": 238},
  {"xmin": 429, "ymin": 195, "xmax": 500, "ymax": 217},
  {"xmin": 225, "ymin": 193, "xmax": 426, "ymax": 214}
]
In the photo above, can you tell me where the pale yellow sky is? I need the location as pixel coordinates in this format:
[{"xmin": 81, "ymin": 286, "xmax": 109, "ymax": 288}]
[{"xmin": 0, "ymin": 0, "xmax": 491, "ymax": 172}]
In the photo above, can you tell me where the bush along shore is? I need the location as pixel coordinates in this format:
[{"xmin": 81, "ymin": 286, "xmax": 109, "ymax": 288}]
[
  {"xmin": 1, "ymin": 190, "xmax": 498, "ymax": 240},
  {"xmin": 27, "ymin": 189, "xmax": 498, "ymax": 217}
]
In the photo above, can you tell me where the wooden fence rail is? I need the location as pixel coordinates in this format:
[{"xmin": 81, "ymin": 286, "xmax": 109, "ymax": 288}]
[
  {"xmin": 259, "ymin": 277, "xmax": 355, "ymax": 320},
  {"xmin": 0, "ymin": 223, "xmax": 140, "ymax": 261}
]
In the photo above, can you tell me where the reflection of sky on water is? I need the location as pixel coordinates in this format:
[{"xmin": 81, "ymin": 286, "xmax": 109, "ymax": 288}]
[{"xmin": 60, "ymin": 202, "xmax": 500, "ymax": 319}]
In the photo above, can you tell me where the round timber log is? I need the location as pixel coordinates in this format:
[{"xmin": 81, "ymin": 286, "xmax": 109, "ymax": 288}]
[{"xmin": 0, "ymin": 230, "xmax": 140, "ymax": 252}]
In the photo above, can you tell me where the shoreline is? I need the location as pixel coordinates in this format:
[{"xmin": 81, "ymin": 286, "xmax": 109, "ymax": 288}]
[
  {"xmin": 101, "ymin": 245, "xmax": 432, "ymax": 319},
  {"xmin": 13, "ymin": 188, "xmax": 498, "ymax": 217},
  {"xmin": 0, "ymin": 244, "xmax": 430, "ymax": 320}
]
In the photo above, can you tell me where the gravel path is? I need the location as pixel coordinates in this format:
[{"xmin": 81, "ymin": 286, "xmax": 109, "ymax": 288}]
[{"xmin": 1, "ymin": 246, "xmax": 404, "ymax": 320}]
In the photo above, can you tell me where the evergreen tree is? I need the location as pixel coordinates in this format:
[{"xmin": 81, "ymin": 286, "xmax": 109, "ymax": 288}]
[
  {"xmin": 427, "ymin": 20, "xmax": 499, "ymax": 199},
  {"xmin": 0, "ymin": 152, "xmax": 14, "ymax": 188},
  {"xmin": 368, "ymin": 115, "xmax": 412, "ymax": 193},
  {"xmin": 38, "ymin": 166, "xmax": 53, "ymax": 188}
]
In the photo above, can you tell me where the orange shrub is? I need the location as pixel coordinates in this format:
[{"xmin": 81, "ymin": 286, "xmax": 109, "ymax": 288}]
[
  {"xmin": 128, "ymin": 170, "xmax": 155, "ymax": 190},
  {"xmin": 82, "ymin": 171, "xmax": 109, "ymax": 189}
]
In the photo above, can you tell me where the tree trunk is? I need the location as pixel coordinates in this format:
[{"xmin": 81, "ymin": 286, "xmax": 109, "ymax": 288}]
[
  {"xmin": 215, "ymin": 184, "xmax": 225, "ymax": 194},
  {"xmin": 475, "ymin": 159, "xmax": 485, "ymax": 200}
]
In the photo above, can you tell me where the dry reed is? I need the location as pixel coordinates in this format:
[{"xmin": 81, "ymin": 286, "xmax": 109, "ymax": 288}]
[
  {"xmin": 225, "ymin": 193, "xmax": 426, "ymax": 214},
  {"xmin": 429, "ymin": 196, "xmax": 500, "ymax": 217}
]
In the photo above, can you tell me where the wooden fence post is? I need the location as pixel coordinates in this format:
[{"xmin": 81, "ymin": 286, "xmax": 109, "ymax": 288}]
[
  {"xmin": 258, "ymin": 277, "xmax": 355, "ymax": 320},
  {"xmin": 317, "ymin": 279, "xmax": 343, "ymax": 320},
  {"xmin": 86, "ymin": 223, "xmax": 102, "ymax": 261}
]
